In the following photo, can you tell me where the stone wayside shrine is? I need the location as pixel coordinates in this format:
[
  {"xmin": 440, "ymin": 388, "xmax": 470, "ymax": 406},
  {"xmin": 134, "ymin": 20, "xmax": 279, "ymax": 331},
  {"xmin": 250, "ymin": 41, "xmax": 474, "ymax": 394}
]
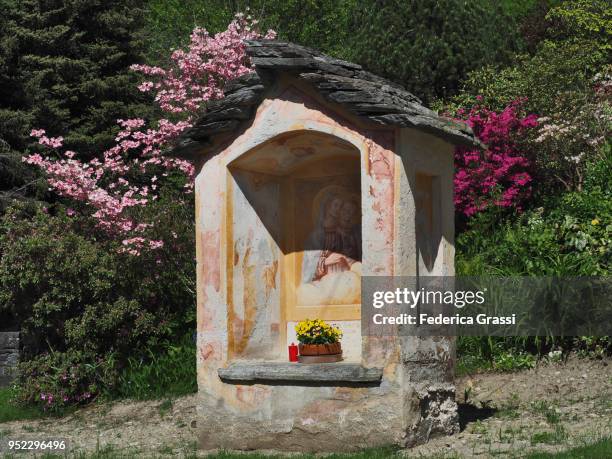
[{"xmin": 172, "ymin": 41, "xmax": 477, "ymax": 451}]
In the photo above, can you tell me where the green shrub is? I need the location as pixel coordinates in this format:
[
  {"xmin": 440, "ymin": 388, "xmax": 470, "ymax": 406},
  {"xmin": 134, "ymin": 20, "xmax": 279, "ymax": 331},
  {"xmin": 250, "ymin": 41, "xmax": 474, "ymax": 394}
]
[
  {"xmin": 0, "ymin": 204, "xmax": 177, "ymax": 359},
  {"xmin": 446, "ymin": 40, "xmax": 606, "ymax": 115},
  {"xmin": 545, "ymin": 0, "xmax": 612, "ymax": 49},
  {"xmin": 0, "ymin": 205, "xmax": 125, "ymax": 357},
  {"xmin": 457, "ymin": 143, "xmax": 611, "ymax": 276},
  {"xmin": 456, "ymin": 149, "xmax": 611, "ymax": 370},
  {"xmin": 0, "ymin": 192, "xmax": 195, "ymax": 409},
  {"xmin": 340, "ymin": 0, "xmax": 523, "ymax": 103},
  {"xmin": 440, "ymin": 1, "xmax": 611, "ymax": 194},
  {"xmin": 446, "ymin": 0, "xmax": 610, "ymax": 113},
  {"xmin": 458, "ymin": 336, "xmax": 543, "ymax": 375},
  {"xmin": 442, "ymin": 47, "xmax": 609, "ymax": 194},
  {"xmin": 493, "ymin": 351, "xmax": 536, "ymax": 372},
  {"xmin": 16, "ymin": 349, "xmax": 118, "ymax": 412},
  {"xmin": 573, "ymin": 336, "xmax": 611, "ymax": 359}
]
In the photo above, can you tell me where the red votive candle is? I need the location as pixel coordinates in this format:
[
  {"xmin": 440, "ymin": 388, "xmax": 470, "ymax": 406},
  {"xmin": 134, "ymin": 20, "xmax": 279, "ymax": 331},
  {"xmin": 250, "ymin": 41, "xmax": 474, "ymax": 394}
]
[{"xmin": 288, "ymin": 343, "xmax": 298, "ymax": 362}]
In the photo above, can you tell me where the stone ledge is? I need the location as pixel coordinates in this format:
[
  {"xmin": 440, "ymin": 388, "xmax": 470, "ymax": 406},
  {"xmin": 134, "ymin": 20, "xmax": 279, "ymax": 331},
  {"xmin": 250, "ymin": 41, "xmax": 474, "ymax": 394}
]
[{"xmin": 218, "ymin": 361, "xmax": 383, "ymax": 384}]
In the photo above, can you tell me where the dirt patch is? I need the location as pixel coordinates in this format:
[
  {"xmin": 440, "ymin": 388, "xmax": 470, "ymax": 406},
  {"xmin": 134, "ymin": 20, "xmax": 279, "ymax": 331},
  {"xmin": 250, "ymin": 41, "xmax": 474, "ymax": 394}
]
[
  {"xmin": 407, "ymin": 356, "xmax": 611, "ymax": 457},
  {"xmin": 0, "ymin": 357, "xmax": 610, "ymax": 457},
  {"xmin": 0, "ymin": 395, "xmax": 199, "ymax": 457}
]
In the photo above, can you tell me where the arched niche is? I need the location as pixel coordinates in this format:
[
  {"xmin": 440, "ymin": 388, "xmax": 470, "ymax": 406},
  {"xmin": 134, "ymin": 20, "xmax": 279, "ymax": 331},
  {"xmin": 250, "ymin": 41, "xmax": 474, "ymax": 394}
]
[{"xmin": 226, "ymin": 130, "xmax": 363, "ymax": 362}]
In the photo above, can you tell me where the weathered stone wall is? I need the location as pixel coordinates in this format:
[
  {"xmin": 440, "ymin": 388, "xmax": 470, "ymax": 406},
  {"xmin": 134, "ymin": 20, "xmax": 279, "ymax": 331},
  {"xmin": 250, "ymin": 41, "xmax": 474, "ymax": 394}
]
[
  {"xmin": 198, "ymin": 378, "xmax": 406, "ymax": 452},
  {"xmin": 395, "ymin": 127, "xmax": 459, "ymax": 445},
  {"xmin": 0, "ymin": 332, "xmax": 19, "ymax": 387}
]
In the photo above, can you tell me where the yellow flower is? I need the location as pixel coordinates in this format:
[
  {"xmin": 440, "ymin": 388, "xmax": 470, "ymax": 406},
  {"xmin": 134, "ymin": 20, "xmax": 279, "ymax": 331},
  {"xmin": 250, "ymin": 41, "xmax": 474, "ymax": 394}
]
[
  {"xmin": 295, "ymin": 318, "xmax": 342, "ymax": 343},
  {"xmin": 591, "ymin": 218, "xmax": 600, "ymax": 225}
]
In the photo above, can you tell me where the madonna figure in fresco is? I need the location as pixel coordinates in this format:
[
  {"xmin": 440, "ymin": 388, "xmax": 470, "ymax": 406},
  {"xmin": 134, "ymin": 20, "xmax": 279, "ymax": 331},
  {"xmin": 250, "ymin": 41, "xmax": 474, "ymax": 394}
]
[{"xmin": 298, "ymin": 186, "xmax": 362, "ymax": 306}]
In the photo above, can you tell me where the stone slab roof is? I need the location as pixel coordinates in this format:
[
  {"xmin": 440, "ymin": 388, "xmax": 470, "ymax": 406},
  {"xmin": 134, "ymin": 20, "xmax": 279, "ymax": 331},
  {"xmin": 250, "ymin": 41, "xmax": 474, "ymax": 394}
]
[{"xmin": 173, "ymin": 40, "xmax": 478, "ymax": 158}]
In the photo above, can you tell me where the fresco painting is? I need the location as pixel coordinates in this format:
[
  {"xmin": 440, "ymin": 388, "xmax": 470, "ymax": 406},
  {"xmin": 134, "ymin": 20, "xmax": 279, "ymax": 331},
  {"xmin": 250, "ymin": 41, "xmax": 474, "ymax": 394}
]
[{"xmin": 295, "ymin": 176, "xmax": 361, "ymax": 307}]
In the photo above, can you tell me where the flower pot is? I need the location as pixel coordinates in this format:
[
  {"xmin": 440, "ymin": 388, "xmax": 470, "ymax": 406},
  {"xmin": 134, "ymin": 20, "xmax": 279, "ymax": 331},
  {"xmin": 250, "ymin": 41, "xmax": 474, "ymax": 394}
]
[{"xmin": 298, "ymin": 342, "xmax": 342, "ymax": 356}]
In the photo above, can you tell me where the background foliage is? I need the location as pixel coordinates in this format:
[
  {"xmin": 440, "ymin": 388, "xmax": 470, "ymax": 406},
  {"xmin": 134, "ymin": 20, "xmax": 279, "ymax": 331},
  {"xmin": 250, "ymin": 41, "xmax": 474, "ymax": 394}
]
[
  {"xmin": 143, "ymin": 0, "xmax": 524, "ymax": 103},
  {"xmin": 0, "ymin": 192, "xmax": 194, "ymax": 408},
  {"xmin": 0, "ymin": 0, "xmax": 153, "ymax": 209}
]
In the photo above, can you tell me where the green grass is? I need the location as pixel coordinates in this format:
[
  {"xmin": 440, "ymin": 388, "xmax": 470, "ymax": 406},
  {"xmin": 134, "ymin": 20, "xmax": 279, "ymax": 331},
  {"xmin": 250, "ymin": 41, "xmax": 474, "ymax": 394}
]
[
  {"xmin": 0, "ymin": 387, "xmax": 46, "ymax": 423},
  {"xmin": 530, "ymin": 425, "xmax": 567, "ymax": 446},
  {"xmin": 156, "ymin": 399, "xmax": 173, "ymax": 417},
  {"xmin": 110, "ymin": 334, "xmax": 197, "ymax": 400},
  {"xmin": 2, "ymin": 445, "xmax": 404, "ymax": 459},
  {"xmin": 0, "ymin": 432, "xmax": 609, "ymax": 458},
  {"xmin": 209, "ymin": 447, "xmax": 403, "ymax": 459},
  {"xmin": 1, "ymin": 440, "xmax": 609, "ymax": 458},
  {"xmin": 530, "ymin": 400, "xmax": 562, "ymax": 425},
  {"xmin": 494, "ymin": 393, "xmax": 521, "ymax": 419},
  {"xmin": 526, "ymin": 437, "xmax": 612, "ymax": 458},
  {"xmin": 457, "ymin": 336, "xmax": 540, "ymax": 375}
]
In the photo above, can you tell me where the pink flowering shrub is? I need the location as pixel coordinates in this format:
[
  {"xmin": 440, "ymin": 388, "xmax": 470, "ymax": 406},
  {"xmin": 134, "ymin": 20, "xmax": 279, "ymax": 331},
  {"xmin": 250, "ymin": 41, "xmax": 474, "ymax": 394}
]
[
  {"xmin": 24, "ymin": 13, "xmax": 275, "ymax": 255},
  {"xmin": 15, "ymin": 346, "xmax": 118, "ymax": 412},
  {"xmin": 454, "ymin": 99, "xmax": 538, "ymax": 217},
  {"xmin": 1, "ymin": 200, "xmax": 197, "ymax": 409}
]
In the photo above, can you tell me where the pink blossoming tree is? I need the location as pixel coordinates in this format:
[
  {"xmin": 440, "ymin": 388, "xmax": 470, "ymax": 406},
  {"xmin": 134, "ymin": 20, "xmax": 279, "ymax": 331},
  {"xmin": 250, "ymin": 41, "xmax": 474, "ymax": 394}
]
[
  {"xmin": 454, "ymin": 98, "xmax": 539, "ymax": 217},
  {"xmin": 25, "ymin": 13, "xmax": 275, "ymax": 255}
]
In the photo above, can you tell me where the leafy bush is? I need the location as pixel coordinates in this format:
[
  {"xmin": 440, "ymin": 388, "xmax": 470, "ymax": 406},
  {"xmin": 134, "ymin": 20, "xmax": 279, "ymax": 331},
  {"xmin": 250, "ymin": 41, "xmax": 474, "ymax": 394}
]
[
  {"xmin": 16, "ymin": 349, "xmax": 118, "ymax": 412},
  {"xmin": 447, "ymin": 0, "xmax": 610, "ymax": 112},
  {"xmin": 457, "ymin": 144, "xmax": 611, "ymax": 276},
  {"xmin": 456, "ymin": 146, "xmax": 611, "ymax": 370},
  {"xmin": 442, "ymin": 0, "xmax": 611, "ymax": 195},
  {"xmin": 343, "ymin": 0, "xmax": 523, "ymax": 103},
  {"xmin": 446, "ymin": 41, "xmax": 606, "ymax": 115},
  {"xmin": 0, "ymin": 194, "xmax": 195, "ymax": 409},
  {"xmin": 493, "ymin": 351, "xmax": 536, "ymax": 372},
  {"xmin": 457, "ymin": 336, "xmax": 538, "ymax": 375},
  {"xmin": 545, "ymin": 0, "xmax": 612, "ymax": 49},
  {"xmin": 0, "ymin": 205, "xmax": 124, "ymax": 357},
  {"xmin": 573, "ymin": 336, "xmax": 611, "ymax": 359}
]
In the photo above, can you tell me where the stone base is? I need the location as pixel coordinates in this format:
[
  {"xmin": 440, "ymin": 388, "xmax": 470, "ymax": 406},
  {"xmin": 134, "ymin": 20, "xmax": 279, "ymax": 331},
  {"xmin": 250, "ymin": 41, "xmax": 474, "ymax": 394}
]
[
  {"xmin": 197, "ymin": 389, "xmax": 405, "ymax": 452},
  {"xmin": 197, "ymin": 378, "xmax": 458, "ymax": 452}
]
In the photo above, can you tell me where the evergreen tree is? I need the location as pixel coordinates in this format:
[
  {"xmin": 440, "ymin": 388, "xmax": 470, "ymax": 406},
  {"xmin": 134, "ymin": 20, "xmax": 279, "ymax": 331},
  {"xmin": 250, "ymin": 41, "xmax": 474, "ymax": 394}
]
[
  {"xmin": 346, "ymin": 0, "xmax": 523, "ymax": 103},
  {"xmin": 0, "ymin": 0, "xmax": 152, "ymax": 208},
  {"xmin": 143, "ymin": 0, "xmax": 523, "ymax": 104},
  {"xmin": 0, "ymin": 0, "xmax": 40, "ymax": 208}
]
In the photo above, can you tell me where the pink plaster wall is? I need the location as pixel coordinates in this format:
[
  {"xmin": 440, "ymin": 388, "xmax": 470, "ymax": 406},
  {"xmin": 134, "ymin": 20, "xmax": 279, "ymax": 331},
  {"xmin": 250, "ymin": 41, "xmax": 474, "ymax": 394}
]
[{"xmin": 195, "ymin": 84, "xmax": 398, "ymax": 410}]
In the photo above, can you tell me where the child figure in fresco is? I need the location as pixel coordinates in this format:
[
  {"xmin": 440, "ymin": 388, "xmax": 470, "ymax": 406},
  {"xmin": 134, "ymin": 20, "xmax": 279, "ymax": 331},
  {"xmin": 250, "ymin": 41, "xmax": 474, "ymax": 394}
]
[{"xmin": 299, "ymin": 188, "xmax": 362, "ymax": 306}]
